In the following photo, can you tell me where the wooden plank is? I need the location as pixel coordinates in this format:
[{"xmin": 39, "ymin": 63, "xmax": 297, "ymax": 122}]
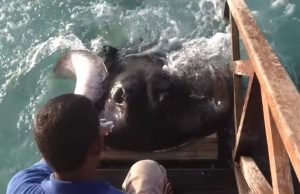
[
  {"xmin": 230, "ymin": 13, "xmax": 244, "ymax": 134},
  {"xmin": 233, "ymin": 74, "xmax": 264, "ymax": 160},
  {"xmin": 240, "ymin": 156, "xmax": 273, "ymax": 194},
  {"xmin": 262, "ymin": 91, "xmax": 294, "ymax": 194},
  {"xmin": 233, "ymin": 59, "xmax": 253, "ymax": 76},
  {"xmin": 101, "ymin": 137, "xmax": 217, "ymax": 161},
  {"xmin": 234, "ymin": 162, "xmax": 251, "ymax": 194},
  {"xmin": 228, "ymin": 0, "xmax": 300, "ymax": 180},
  {"xmin": 233, "ymin": 74, "xmax": 243, "ymax": 134},
  {"xmin": 95, "ymin": 168, "xmax": 238, "ymax": 193},
  {"xmin": 233, "ymin": 73, "xmax": 254, "ymax": 159}
]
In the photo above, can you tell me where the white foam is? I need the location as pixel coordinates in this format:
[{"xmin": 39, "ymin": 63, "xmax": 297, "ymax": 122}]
[
  {"xmin": 283, "ymin": 3, "xmax": 296, "ymax": 16},
  {"xmin": 23, "ymin": 34, "xmax": 86, "ymax": 74},
  {"xmin": 91, "ymin": 3, "xmax": 114, "ymax": 18},
  {"xmin": 271, "ymin": 0, "xmax": 288, "ymax": 9},
  {"xmin": 165, "ymin": 32, "xmax": 231, "ymax": 76}
]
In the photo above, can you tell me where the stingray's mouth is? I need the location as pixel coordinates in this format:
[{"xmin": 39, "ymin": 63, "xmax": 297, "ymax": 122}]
[
  {"xmin": 101, "ymin": 80, "xmax": 129, "ymax": 132},
  {"xmin": 101, "ymin": 100, "xmax": 127, "ymax": 133}
]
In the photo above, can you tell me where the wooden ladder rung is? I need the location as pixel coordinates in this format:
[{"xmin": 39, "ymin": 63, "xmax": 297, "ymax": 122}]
[
  {"xmin": 233, "ymin": 60, "xmax": 253, "ymax": 76},
  {"xmin": 101, "ymin": 137, "xmax": 218, "ymax": 161}
]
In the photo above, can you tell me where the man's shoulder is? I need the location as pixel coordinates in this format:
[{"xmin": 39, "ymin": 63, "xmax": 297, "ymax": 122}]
[
  {"xmin": 6, "ymin": 160, "xmax": 124, "ymax": 194},
  {"xmin": 96, "ymin": 181, "xmax": 124, "ymax": 194},
  {"xmin": 110, "ymin": 189, "xmax": 124, "ymax": 194},
  {"xmin": 89, "ymin": 180, "xmax": 123, "ymax": 194},
  {"xmin": 104, "ymin": 186, "xmax": 124, "ymax": 194},
  {"xmin": 6, "ymin": 160, "xmax": 52, "ymax": 194}
]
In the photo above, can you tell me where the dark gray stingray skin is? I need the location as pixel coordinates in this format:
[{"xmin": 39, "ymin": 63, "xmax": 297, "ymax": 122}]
[
  {"xmin": 53, "ymin": 45, "xmax": 233, "ymax": 153},
  {"xmin": 97, "ymin": 45, "xmax": 233, "ymax": 151}
]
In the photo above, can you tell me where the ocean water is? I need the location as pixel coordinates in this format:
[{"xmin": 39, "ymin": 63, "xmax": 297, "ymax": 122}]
[
  {"xmin": 246, "ymin": 0, "xmax": 300, "ymax": 87},
  {"xmin": 0, "ymin": 0, "xmax": 298, "ymax": 192}
]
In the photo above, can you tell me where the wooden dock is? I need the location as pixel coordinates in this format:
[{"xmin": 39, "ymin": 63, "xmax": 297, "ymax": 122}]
[
  {"xmin": 98, "ymin": 136, "xmax": 238, "ymax": 194},
  {"xmin": 101, "ymin": 136, "xmax": 218, "ymax": 162}
]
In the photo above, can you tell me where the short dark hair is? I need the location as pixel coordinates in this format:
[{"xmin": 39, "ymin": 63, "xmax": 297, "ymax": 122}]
[{"xmin": 34, "ymin": 94, "xmax": 100, "ymax": 173}]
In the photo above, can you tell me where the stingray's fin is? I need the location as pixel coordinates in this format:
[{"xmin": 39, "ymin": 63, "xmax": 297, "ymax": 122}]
[{"xmin": 98, "ymin": 45, "xmax": 120, "ymax": 73}]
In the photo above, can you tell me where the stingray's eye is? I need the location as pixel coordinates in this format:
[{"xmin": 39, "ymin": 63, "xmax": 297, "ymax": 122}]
[{"xmin": 114, "ymin": 87, "xmax": 125, "ymax": 104}]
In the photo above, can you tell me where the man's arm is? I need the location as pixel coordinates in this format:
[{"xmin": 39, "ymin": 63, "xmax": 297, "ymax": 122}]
[{"xmin": 6, "ymin": 160, "xmax": 53, "ymax": 194}]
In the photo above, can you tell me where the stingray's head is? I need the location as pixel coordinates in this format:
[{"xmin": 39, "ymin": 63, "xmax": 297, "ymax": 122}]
[
  {"xmin": 101, "ymin": 66, "xmax": 202, "ymax": 151},
  {"xmin": 101, "ymin": 67, "xmax": 192, "ymax": 134},
  {"xmin": 101, "ymin": 69, "xmax": 149, "ymax": 132}
]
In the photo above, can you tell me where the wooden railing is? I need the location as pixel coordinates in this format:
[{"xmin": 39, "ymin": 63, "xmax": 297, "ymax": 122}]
[{"xmin": 227, "ymin": 0, "xmax": 300, "ymax": 193}]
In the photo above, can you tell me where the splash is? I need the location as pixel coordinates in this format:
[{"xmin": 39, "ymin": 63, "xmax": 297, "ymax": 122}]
[{"xmin": 165, "ymin": 32, "xmax": 231, "ymax": 77}]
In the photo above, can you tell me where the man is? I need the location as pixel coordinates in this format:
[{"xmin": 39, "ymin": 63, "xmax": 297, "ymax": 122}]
[{"xmin": 7, "ymin": 94, "xmax": 172, "ymax": 194}]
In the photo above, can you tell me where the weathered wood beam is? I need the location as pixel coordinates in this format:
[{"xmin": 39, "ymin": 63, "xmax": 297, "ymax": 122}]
[
  {"xmin": 101, "ymin": 138, "xmax": 217, "ymax": 161},
  {"xmin": 240, "ymin": 156, "xmax": 273, "ymax": 194},
  {"xmin": 231, "ymin": 13, "xmax": 243, "ymax": 134},
  {"xmin": 262, "ymin": 91, "xmax": 294, "ymax": 194},
  {"xmin": 233, "ymin": 59, "xmax": 253, "ymax": 76},
  {"xmin": 234, "ymin": 162, "xmax": 251, "ymax": 194},
  {"xmin": 228, "ymin": 0, "xmax": 300, "ymax": 180},
  {"xmin": 233, "ymin": 74, "xmax": 243, "ymax": 134}
]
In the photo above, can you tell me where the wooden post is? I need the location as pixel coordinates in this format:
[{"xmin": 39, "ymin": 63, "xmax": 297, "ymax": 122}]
[
  {"xmin": 234, "ymin": 162, "xmax": 251, "ymax": 194},
  {"xmin": 262, "ymin": 91, "xmax": 294, "ymax": 194},
  {"xmin": 231, "ymin": 13, "xmax": 243, "ymax": 135}
]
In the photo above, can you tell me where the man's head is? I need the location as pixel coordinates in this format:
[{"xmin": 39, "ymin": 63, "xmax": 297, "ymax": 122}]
[{"xmin": 34, "ymin": 94, "xmax": 100, "ymax": 173}]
